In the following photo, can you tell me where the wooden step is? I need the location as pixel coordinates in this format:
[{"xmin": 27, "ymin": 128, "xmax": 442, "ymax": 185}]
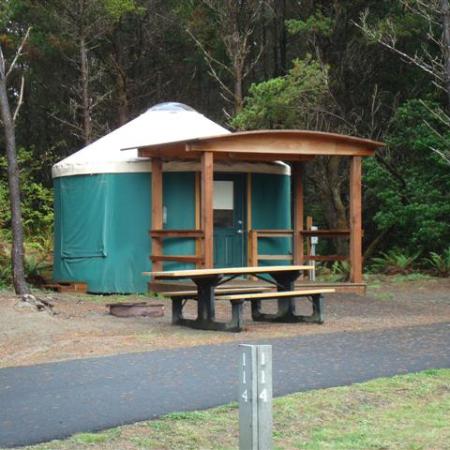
[{"xmin": 43, "ymin": 281, "xmax": 87, "ymax": 293}]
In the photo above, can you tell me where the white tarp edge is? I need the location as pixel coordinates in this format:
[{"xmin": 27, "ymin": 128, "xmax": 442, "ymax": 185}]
[{"xmin": 51, "ymin": 159, "xmax": 291, "ymax": 178}]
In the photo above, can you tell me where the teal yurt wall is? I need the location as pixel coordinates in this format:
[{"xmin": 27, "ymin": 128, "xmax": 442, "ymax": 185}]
[
  {"xmin": 53, "ymin": 170, "xmax": 291, "ymax": 293},
  {"xmin": 252, "ymin": 173, "xmax": 292, "ymax": 264},
  {"xmin": 53, "ymin": 173, "xmax": 151, "ymax": 293},
  {"xmin": 52, "ymin": 102, "xmax": 292, "ymax": 294},
  {"xmin": 53, "ymin": 172, "xmax": 198, "ymax": 293}
]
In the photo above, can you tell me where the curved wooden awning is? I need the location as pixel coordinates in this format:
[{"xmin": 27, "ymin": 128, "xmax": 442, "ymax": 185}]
[{"xmin": 136, "ymin": 129, "xmax": 383, "ymax": 162}]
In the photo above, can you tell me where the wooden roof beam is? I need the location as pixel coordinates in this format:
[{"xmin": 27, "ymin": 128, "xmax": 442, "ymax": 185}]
[
  {"xmin": 187, "ymin": 138, "xmax": 375, "ymax": 157},
  {"xmin": 138, "ymin": 148, "xmax": 315, "ymax": 162},
  {"xmin": 137, "ymin": 130, "xmax": 383, "ymax": 159}
]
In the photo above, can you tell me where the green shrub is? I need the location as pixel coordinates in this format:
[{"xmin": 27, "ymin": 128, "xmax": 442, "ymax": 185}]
[
  {"xmin": 0, "ymin": 240, "xmax": 12, "ymax": 289},
  {"xmin": 426, "ymin": 247, "xmax": 450, "ymax": 277},
  {"xmin": 0, "ymin": 148, "xmax": 54, "ymax": 238},
  {"xmin": 370, "ymin": 249, "xmax": 420, "ymax": 274},
  {"xmin": 364, "ymin": 100, "xmax": 450, "ymax": 255},
  {"xmin": 24, "ymin": 231, "xmax": 53, "ymax": 286},
  {"xmin": 232, "ymin": 55, "xmax": 330, "ymax": 130},
  {"xmin": 0, "ymin": 230, "xmax": 54, "ymax": 289},
  {"xmin": 330, "ymin": 260, "xmax": 351, "ymax": 281}
]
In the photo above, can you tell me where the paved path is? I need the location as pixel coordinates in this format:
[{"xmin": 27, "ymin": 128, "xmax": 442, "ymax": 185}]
[{"xmin": 1, "ymin": 322, "xmax": 450, "ymax": 448}]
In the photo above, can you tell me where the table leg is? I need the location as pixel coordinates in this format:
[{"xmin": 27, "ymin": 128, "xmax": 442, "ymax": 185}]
[
  {"xmin": 251, "ymin": 271, "xmax": 298, "ymax": 321},
  {"xmin": 273, "ymin": 271, "xmax": 297, "ymax": 317},
  {"xmin": 167, "ymin": 276, "xmax": 245, "ymax": 332},
  {"xmin": 310, "ymin": 294, "xmax": 324, "ymax": 323},
  {"xmin": 172, "ymin": 298, "xmax": 184, "ymax": 324},
  {"xmin": 230, "ymin": 300, "xmax": 244, "ymax": 331},
  {"xmin": 180, "ymin": 276, "xmax": 241, "ymax": 331},
  {"xmin": 251, "ymin": 271, "xmax": 324, "ymax": 323},
  {"xmin": 195, "ymin": 276, "xmax": 220, "ymax": 322}
]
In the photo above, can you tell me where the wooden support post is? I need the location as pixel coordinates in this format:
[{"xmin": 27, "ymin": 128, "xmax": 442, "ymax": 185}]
[
  {"xmin": 201, "ymin": 152, "xmax": 214, "ymax": 268},
  {"xmin": 246, "ymin": 174, "xmax": 252, "ymax": 267},
  {"xmin": 249, "ymin": 230, "xmax": 258, "ymax": 267},
  {"xmin": 305, "ymin": 216, "xmax": 313, "ymax": 257},
  {"xmin": 151, "ymin": 157, "xmax": 163, "ymax": 272},
  {"xmin": 194, "ymin": 172, "xmax": 202, "ymax": 268},
  {"xmin": 306, "ymin": 215, "xmax": 313, "ymax": 280},
  {"xmin": 349, "ymin": 156, "xmax": 363, "ymax": 283},
  {"xmin": 292, "ymin": 163, "xmax": 304, "ymax": 265}
]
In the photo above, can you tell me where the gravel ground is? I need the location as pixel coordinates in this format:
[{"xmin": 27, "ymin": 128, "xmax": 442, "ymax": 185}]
[{"xmin": 0, "ymin": 276, "xmax": 449, "ymax": 368}]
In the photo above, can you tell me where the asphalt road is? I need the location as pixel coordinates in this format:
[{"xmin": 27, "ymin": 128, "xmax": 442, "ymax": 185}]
[{"xmin": 1, "ymin": 322, "xmax": 450, "ymax": 448}]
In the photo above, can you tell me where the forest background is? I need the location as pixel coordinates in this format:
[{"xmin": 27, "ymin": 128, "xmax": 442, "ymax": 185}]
[{"xmin": 1, "ymin": 0, "xmax": 449, "ymax": 287}]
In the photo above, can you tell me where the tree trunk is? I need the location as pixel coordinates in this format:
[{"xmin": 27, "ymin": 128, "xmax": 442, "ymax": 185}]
[
  {"xmin": 234, "ymin": 67, "xmax": 243, "ymax": 113},
  {"xmin": 312, "ymin": 157, "xmax": 348, "ymax": 256},
  {"xmin": 116, "ymin": 71, "xmax": 129, "ymax": 126},
  {"xmin": 0, "ymin": 78, "xmax": 29, "ymax": 295},
  {"xmin": 80, "ymin": 36, "xmax": 92, "ymax": 145},
  {"xmin": 441, "ymin": 0, "xmax": 450, "ymax": 107},
  {"xmin": 278, "ymin": 0, "xmax": 287, "ymax": 76},
  {"xmin": 111, "ymin": 31, "xmax": 130, "ymax": 126},
  {"xmin": 363, "ymin": 226, "xmax": 393, "ymax": 260}
]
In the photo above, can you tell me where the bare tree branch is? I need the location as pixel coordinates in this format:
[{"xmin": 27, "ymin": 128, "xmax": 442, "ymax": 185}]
[
  {"xmin": 5, "ymin": 27, "xmax": 31, "ymax": 80},
  {"xmin": 185, "ymin": 28, "xmax": 235, "ymax": 99},
  {"xmin": 185, "ymin": 0, "xmax": 266, "ymax": 114},
  {"xmin": 430, "ymin": 145, "xmax": 450, "ymax": 163},
  {"xmin": 12, "ymin": 76, "xmax": 25, "ymax": 123},
  {"xmin": 49, "ymin": 113, "xmax": 83, "ymax": 133},
  {"xmin": 0, "ymin": 45, "xmax": 6, "ymax": 79},
  {"xmin": 185, "ymin": 27, "xmax": 234, "ymax": 75},
  {"xmin": 354, "ymin": 17, "xmax": 445, "ymax": 86}
]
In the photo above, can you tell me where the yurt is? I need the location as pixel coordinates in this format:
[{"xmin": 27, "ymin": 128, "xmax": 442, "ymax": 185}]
[{"xmin": 52, "ymin": 103, "xmax": 291, "ymax": 293}]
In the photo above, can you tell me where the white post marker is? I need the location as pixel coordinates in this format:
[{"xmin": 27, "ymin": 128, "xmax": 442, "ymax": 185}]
[
  {"xmin": 310, "ymin": 225, "xmax": 318, "ymax": 281},
  {"xmin": 239, "ymin": 344, "xmax": 273, "ymax": 450}
]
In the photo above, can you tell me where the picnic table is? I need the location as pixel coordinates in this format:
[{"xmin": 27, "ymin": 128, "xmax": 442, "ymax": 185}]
[{"xmin": 144, "ymin": 266, "xmax": 334, "ymax": 332}]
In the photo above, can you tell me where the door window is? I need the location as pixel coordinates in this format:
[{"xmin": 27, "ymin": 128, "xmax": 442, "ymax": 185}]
[{"xmin": 213, "ymin": 180, "xmax": 234, "ymax": 228}]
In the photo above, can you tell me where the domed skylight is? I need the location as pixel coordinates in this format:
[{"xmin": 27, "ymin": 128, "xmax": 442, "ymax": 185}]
[{"xmin": 148, "ymin": 102, "xmax": 195, "ymax": 112}]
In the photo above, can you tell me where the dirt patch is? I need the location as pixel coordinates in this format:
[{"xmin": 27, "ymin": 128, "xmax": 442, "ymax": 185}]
[{"xmin": 1, "ymin": 277, "xmax": 449, "ymax": 368}]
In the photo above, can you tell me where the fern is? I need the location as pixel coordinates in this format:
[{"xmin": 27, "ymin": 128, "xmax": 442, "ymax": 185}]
[
  {"xmin": 371, "ymin": 249, "xmax": 420, "ymax": 275},
  {"xmin": 426, "ymin": 248, "xmax": 450, "ymax": 277}
]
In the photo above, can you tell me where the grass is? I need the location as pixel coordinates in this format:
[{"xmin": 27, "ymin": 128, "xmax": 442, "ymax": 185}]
[
  {"xmin": 366, "ymin": 273, "xmax": 436, "ymax": 286},
  {"xmin": 370, "ymin": 291, "xmax": 395, "ymax": 301},
  {"xmin": 390, "ymin": 273, "xmax": 434, "ymax": 283},
  {"xmin": 13, "ymin": 369, "xmax": 450, "ymax": 450}
]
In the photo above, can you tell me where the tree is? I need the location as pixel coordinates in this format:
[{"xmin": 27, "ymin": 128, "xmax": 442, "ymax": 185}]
[
  {"xmin": 183, "ymin": 0, "xmax": 267, "ymax": 116},
  {"xmin": 364, "ymin": 100, "xmax": 450, "ymax": 254},
  {"xmin": 357, "ymin": 0, "xmax": 450, "ymax": 166},
  {"xmin": 0, "ymin": 23, "xmax": 31, "ymax": 295},
  {"xmin": 232, "ymin": 56, "xmax": 330, "ymax": 129},
  {"xmin": 42, "ymin": 0, "xmax": 138, "ymax": 145},
  {"xmin": 232, "ymin": 56, "xmax": 355, "ymax": 254},
  {"xmin": 357, "ymin": 0, "xmax": 450, "ymax": 105}
]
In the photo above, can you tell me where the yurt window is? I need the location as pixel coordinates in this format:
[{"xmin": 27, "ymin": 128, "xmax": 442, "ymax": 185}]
[
  {"xmin": 213, "ymin": 180, "xmax": 234, "ymax": 228},
  {"xmin": 59, "ymin": 175, "xmax": 108, "ymax": 258}
]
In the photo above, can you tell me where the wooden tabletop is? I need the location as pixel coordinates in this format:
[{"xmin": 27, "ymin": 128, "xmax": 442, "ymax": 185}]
[{"xmin": 144, "ymin": 265, "xmax": 313, "ymax": 279}]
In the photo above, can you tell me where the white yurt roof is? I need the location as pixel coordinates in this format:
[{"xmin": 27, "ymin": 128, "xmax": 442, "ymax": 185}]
[{"xmin": 52, "ymin": 102, "xmax": 289, "ymax": 178}]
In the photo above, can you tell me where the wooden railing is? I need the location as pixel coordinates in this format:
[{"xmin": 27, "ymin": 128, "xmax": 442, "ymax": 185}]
[
  {"xmin": 150, "ymin": 229, "xmax": 204, "ymax": 269},
  {"xmin": 304, "ymin": 228, "xmax": 350, "ymax": 262},
  {"xmin": 249, "ymin": 230, "xmax": 294, "ymax": 266},
  {"xmin": 150, "ymin": 225, "xmax": 352, "ymax": 271},
  {"xmin": 249, "ymin": 228, "xmax": 351, "ymax": 266}
]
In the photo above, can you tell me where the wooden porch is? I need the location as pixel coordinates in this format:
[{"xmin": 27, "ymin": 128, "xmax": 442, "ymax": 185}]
[{"xmin": 137, "ymin": 130, "xmax": 383, "ymax": 294}]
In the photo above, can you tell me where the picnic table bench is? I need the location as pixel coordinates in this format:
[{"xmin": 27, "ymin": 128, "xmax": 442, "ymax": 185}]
[{"xmin": 144, "ymin": 266, "xmax": 335, "ymax": 332}]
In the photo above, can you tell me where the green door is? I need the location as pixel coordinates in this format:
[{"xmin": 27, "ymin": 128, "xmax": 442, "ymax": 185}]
[{"xmin": 213, "ymin": 174, "xmax": 245, "ymax": 268}]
